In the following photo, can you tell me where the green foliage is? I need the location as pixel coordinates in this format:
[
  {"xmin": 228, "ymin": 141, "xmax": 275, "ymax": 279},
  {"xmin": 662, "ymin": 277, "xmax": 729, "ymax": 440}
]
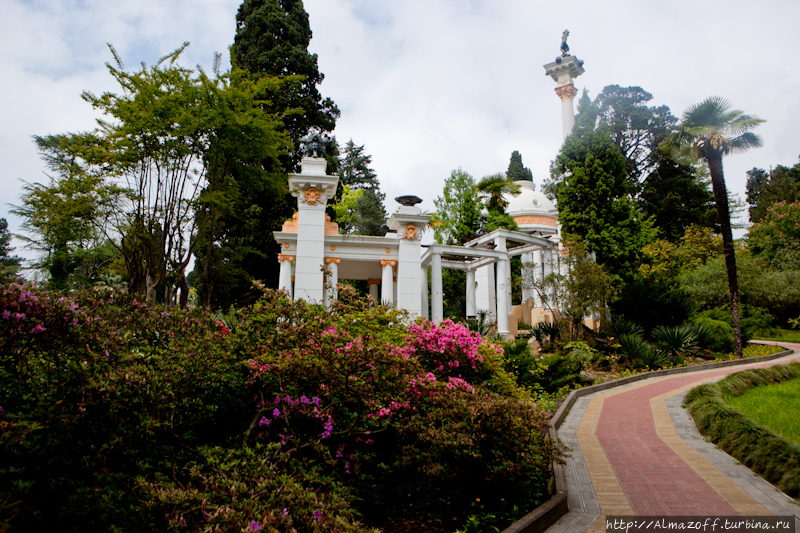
[
  {"xmin": 725, "ymin": 377, "xmax": 800, "ymax": 447},
  {"xmin": 476, "ymin": 172, "xmax": 521, "ymax": 216},
  {"xmin": 618, "ymin": 333, "xmax": 668, "ymax": 369},
  {"xmin": 0, "ymin": 219, "xmax": 22, "ymax": 283},
  {"xmin": 748, "ymin": 201, "xmax": 800, "ymax": 264},
  {"xmin": 650, "ymin": 325, "xmax": 698, "ymax": 359},
  {"xmin": 433, "ymin": 169, "xmax": 481, "ymax": 245},
  {"xmin": 0, "ymin": 285, "xmax": 558, "ymax": 531},
  {"xmin": 534, "ymin": 354, "xmax": 582, "ymax": 393},
  {"xmin": 685, "ymin": 363, "xmax": 800, "ymax": 496},
  {"xmin": 609, "ymin": 319, "xmax": 644, "ymax": 339},
  {"xmin": 506, "ymin": 150, "xmax": 533, "ymax": 182},
  {"xmin": 564, "ymin": 340, "xmax": 600, "ymax": 368},
  {"xmin": 692, "ymin": 316, "xmax": 735, "ymax": 353},
  {"xmin": 746, "ymin": 162, "xmax": 800, "ymax": 223},
  {"xmin": 556, "ymin": 124, "xmax": 651, "ymax": 285}
]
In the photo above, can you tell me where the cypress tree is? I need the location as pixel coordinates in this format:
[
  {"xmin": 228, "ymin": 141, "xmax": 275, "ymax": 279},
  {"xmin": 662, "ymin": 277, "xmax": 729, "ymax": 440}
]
[{"xmin": 506, "ymin": 150, "xmax": 533, "ymax": 182}]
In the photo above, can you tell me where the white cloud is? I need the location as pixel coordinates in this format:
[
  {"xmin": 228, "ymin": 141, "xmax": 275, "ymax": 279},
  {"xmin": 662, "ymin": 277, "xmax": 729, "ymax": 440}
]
[{"xmin": 2, "ymin": 0, "xmax": 798, "ymax": 258}]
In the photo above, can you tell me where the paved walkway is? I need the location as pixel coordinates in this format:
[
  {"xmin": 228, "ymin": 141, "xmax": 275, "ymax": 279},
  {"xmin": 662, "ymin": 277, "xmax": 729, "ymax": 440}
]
[{"xmin": 547, "ymin": 342, "xmax": 800, "ymax": 532}]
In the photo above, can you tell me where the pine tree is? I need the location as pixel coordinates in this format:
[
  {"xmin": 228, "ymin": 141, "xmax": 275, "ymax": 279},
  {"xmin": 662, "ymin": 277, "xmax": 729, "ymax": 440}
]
[
  {"xmin": 506, "ymin": 151, "xmax": 533, "ymax": 182},
  {"xmin": 331, "ymin": 140, "xmax": 387, "ymax": 236},
  {"xmin": 0, "ymin": 218, "xmax": 22, "ymax": 282}
]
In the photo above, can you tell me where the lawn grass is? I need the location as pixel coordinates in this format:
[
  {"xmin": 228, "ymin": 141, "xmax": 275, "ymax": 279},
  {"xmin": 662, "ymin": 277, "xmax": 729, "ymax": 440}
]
[
  {"xmin": 724, "ymin": 377, "xmax": 800, "ymax": 446},
  {"xmin": 756, "ymin": 328, "xmax": 800, "ymax": 343}
]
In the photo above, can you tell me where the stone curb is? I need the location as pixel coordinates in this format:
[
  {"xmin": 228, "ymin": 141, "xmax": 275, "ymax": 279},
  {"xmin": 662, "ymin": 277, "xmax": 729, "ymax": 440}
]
[{"xmin": 499, "ymin": 345, "xmax": 794, "ymax": 533}]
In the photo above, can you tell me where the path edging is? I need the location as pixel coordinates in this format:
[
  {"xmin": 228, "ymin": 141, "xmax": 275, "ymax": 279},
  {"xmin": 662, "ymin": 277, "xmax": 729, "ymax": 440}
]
[{"xmin": 499, "ymin": 345, "xmax": 793, "ymax": 533}]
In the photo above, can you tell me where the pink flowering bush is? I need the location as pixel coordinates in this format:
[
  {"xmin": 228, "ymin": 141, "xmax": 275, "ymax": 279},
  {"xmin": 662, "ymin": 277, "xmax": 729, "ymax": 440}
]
[
  {"xmin": 748, "ymin": 201, "xmax": 800, "ymax": 261},
  {"xmin": 0, "ymin": 284, "xmax": 558, "ymax": 533}
]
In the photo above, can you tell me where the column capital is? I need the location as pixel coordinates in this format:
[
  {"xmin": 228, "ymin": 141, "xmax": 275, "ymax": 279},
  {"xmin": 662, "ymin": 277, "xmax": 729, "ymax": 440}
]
[
  {"xmin": 367, "ymin": 278, "xmax": 381, "ymax": 286},
  {"xmin": 555, "ymin": 84, "xmax": 578, "ymax": 102},
  {"xmin": 324, "ymin": 256, "xmax": 341, "ymax": 265},
  {"xmin": 380, "ymin": 259, "xmax": 396, "ymax": 268},
  {"xmin": 277, "ymin": 253, "xmax": 295, "ymax": 263}
]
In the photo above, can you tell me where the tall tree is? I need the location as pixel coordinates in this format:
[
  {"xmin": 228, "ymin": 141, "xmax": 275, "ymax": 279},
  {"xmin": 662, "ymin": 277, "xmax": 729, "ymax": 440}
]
[
  {"xmin": 328, "ymin": 140, "xmax": 387, "ymax": 236},
  {"xmin": 660, "ymin": 96, "xmax": 765, "ymax": 358},
  {"xmin": 231, "ymin": 0, "xmax": 339, "ymax": 153},
  {"xmin": 11, "ymin": 133, "xmax": 122, "ymax": 290},
  {"xmin": 0, "ymin": 219, "xmax": 23, "ymax": 282},
  {"xmin": 506, "ymin": 151, "xmax": 533, "ymax": 182},
  {"xmin": 433, "ymin": 169, "xmax": 481, "ymax": 245},
  {"xmin": 555, "ymin": 123, "xmax": 649, "ymax": 286}
]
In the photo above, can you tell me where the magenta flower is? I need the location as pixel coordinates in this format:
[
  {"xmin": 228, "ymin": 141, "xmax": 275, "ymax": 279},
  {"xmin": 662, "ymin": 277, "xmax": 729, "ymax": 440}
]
[
  {"xmin": 273, "ymin": 408, "xmax": 281, "ymax": 418},
  {"xmin": 30, "ymin": 323, "xmax": 46, "ymax": 334},
  {"xmin": 1, "ymin": 309, "xmax": 9, "ymax": 319},
  {"xmin": 246, "ymin": 520, "xmax": 262, "ymax": 531},
  {"xmin": 313, "ymin": 510, "xmax": 322, "ymax": 522}
]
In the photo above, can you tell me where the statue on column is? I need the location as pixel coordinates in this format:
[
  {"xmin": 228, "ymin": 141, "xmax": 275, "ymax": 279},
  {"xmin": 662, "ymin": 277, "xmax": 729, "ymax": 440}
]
[
  {"xmin": 560, "ymin": 29, "xmax": 570, "ymax": 57},
  {"xmin": 299, "ymin": 130, "xmax": 331, "ymax": 158}
]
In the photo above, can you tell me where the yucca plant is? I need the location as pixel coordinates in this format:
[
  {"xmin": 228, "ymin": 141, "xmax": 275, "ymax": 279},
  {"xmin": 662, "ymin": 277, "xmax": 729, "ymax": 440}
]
[
  {"xmin": 651, "ymin": 325, "xmax": 699, "ymax": 359},
  {"xmin": 610, "ymin": 319, "xmax": 644, "ymax": 339},
  {"xmin": 619, "ymin": 333, "xmax": 669, "ymax": 369},
  {"xmin": 539, "ymin": 321, "xmax": 562, "ymax": 344}
]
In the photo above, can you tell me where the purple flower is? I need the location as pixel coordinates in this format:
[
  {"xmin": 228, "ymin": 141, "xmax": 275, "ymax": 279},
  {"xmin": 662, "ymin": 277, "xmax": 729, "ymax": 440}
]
[
  {"xmin": 273, "ymin": 408, "xmax": 281, "ymax": 418},
  {"xmin": 246, "ymin": 520, "xmax": 262, "ymax": 532},
  {"xmin": 15, "ymin": 313, "xmax": 25, "ymax": 322},
  {"xmin": 178, "ymin": 514, "xmax": 186, "ymax": 528},
  {"xmin": 161, "ymin": 311, "xmax": 169, "ymax": 318},
  {"xmin": 300, "ymin": 395, "xmax": 309, "ymax": 404},
  {"xmin": 259, "ymin": 417, "xmax": 271, "ymax": 427},
  {"xmin": 281, "ymin": 508, "xmax": 288, "ymax": 518},
  {"xmin": 69, "ymin": 301, "xmax": 78, "ymax": 311},
  {"xmin": 30, "ymin": 323, "xmax": 46, "ymax": 334},
  {"xmin": 1, "ymin": 309, "xmax": 10, "ymax": 319},
  {"xmin": 313, "ymin": 510, "xmax": 322, "ymax": 522}
]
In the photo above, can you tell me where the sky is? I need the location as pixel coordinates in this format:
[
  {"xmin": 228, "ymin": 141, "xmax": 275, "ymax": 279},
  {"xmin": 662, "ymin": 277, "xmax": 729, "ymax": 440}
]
[{"xmin": 2, "ymin": 0, "xmax": 800, "ymax": 261}]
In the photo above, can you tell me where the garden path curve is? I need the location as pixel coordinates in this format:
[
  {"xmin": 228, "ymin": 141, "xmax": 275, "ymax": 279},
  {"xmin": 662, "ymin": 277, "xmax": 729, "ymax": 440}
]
[{"xmin": 546, "ymin": 342, "xmax": 800, "ymax": 533}]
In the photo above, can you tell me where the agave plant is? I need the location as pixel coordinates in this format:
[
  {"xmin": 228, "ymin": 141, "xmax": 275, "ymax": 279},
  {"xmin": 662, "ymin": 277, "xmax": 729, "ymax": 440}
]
[
  {"xmin": 530, "ymin": 323, "xmax": 547, "ymax": 345},
  {"xmin": 651, "ymin": 325, "xmax": 699, "ymax": 359},
  {"xmin": 467, "ymin": 309, "xmax": 494, "ymax": 337},
  {"xmin": 539, "ymin": 321, "xmax": 562, "ymax": 344},
  {"xmin": 619, "ymin": 333, "xmax": 668, "ymax": 369},
  {"xmin": 610, "ymin": 319, "xmax": 644, "ymax": 339}
]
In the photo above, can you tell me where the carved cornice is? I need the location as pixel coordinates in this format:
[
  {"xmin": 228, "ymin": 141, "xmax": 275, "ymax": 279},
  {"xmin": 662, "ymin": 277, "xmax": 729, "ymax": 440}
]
[
  {"xmin": 324, "ymin": 214, "xmax": 339, "ymax": 235},
  {"xmin": 324, "ymin": 257, "xmax": 341, "ymax": 265},
  {"xmin": 367, "ymin": 278, "xmax": 381, "ymax": 285},
  {"xmin": 380, "ymin": 259, "xmax": 396, "ymax": 268},
  {"xmin": 555, "ymin": 84, "xmax": 578, "ymax": 102},
  {"xmin": 402, "ymin": 223, "xmax": 419, "ymax": 240},
  {"xmin": 513, "ymin": 215, "xmax": 558, "ymax": 227},
  {"xmin": 277, "ymin": 254, "xmax": 295, "ymax": 263},
  {"xmin": 281, "ymin": 212, "xmax": 299, "ymax": 232}
]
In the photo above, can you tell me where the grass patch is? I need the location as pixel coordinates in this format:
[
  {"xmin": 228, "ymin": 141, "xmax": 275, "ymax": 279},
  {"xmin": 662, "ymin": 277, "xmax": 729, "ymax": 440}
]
[
  {"xmin": 757, "ymin": 328, "xmax": 800, "ymax": 343},
  {"xmin": 724, "ymin": 378, "xmax": 800, "ymax": 446},
  {"xmin": 685, "ymin": 362, "xmax": 800, "ymax": 496}
]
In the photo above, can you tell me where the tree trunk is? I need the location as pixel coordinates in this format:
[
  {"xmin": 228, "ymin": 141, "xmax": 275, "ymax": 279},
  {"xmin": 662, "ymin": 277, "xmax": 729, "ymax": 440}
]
[{"xmin": 705, "ymin": 149, "xmax": 743, "ymax": 357}]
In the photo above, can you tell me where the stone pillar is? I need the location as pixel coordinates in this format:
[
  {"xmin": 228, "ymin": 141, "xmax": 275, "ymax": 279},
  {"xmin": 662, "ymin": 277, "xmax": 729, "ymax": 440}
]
[
  {"xmin": 494, "ymin": 235, "xmax": 512, "ymax": 318},
  {"xmin": 278, "ymin": 254, "xmax": 294, "ymax": 299},
  {"xmin": 324, "ymin": 257, "xmax": 340, "ymax": 305},
  {"xmin": 465, "ymin": 269, "xmax": 476, "ymax": 318},
  {"xmin": 367, "ymin": 278, "xmax": 380, "ymax": 302},
  {"xmin": 496, "ymin": 257, "xmax": 510, "ymax": 337},
  {"xmin": 532, "ymin": 249, "xmax": 543, "ymax": 307},
  {"xmin": 520, "ymin": 252, "xmax": 533, "ymax": 302},
  {"xmin": 380, "ymin": 259, "xmax": 395, "ymax": 306},
  {"xmin": 475, "ymin": 263, "xmax": 496, "ymax": 320},
  {"xmin": 289, "ymin": 157, "xmax": 339, "ymax": 303},
  {"xmin": 542, "ymin": 248, "xmax": 554, "ymax": 309},
  {"xmin": 421, "ymin": 266, "xmax": 429, "ymax": 320},
  {"xmin": 556, "ymin": 85, "xmax": 579, "ymax": 141},
  {"xmin": 430, "ymin": 252, "xmax": 443, "ymax": 323},
  {"xmin": 387, "ymin": 211, "xmax": 431, "ymax": 317}
]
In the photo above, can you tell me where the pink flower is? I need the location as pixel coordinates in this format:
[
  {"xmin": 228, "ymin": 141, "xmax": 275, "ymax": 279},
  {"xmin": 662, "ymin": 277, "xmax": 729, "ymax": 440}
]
[
  {"xmin": 30, "ymin": 323, "xmax": 46, "ymax": 334},
  {"xmin": 246, "ymin": 520, "xmax": 262, "ymax": 531}
]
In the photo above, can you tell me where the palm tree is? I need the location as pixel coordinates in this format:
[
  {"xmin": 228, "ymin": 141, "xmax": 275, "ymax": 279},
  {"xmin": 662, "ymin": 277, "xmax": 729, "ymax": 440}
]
[
  {"xmin": 660, "ymin": 97, "xmax": 764, "ymax": 357},
  {"xmin": 475, "ymin": 173, "xmax": 521, "ymax": 214}
]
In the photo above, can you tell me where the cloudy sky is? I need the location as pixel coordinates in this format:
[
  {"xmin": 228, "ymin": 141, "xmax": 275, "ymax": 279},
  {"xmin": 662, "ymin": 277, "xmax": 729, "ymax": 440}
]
[{"xmin": 2, "ymin": 0, "xmax": 799, "ymax": 259}]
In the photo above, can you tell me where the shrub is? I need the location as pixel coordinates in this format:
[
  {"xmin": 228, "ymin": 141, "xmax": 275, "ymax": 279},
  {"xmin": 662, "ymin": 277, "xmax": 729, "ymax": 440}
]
[
  {"xmin": 534, "ymin": 354, "xmax": 582, "ymax": 393},
  {"xmin": 651, "ymin": 325, "xmax": 699, "ymax": 359},
  {"xmin": 692, "ymin": 316, "xmax": 735, "ymax": 354}
]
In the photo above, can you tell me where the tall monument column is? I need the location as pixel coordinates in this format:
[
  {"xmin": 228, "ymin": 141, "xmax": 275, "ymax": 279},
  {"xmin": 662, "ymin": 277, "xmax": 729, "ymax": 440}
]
[{"xmin": 543, "ymin": 30, "xmax": 585, "ymax": 141}]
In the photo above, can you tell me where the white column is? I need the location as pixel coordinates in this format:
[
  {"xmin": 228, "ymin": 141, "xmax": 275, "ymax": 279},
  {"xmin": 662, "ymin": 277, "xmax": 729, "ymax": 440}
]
[
  {"xmin": 421, "ymin": 266, "xmax": 429, "ymax": 320},
  {"xmin": 431, "ymin": 252, "xmax": 443, "ymax": 323},
  {"xmin": 556, "ymin": 85, "xmax": 579, "ymax": 141},
  {"xmin": 380, "ymin": 260, "xmax": 395, "ymax": 306},
  {"xmin": 532, "ymin": 249, "xmax": 543, "ymax": 307},
  {"xmin": 496, "ymin": 257, "xmax": 510, "ymax": 336},
  {"xmin": 278, "ymin": 254, "xmax": 294, "ymax": 299},
  {"xmin": 542, "ymin": 248, "xmax": 553, "ymax": 309},
  {"xmin": 465, "ymin": 269, "xmax": 476, "ymax": 318},
  {"xmin": 325, "ymin": 257, "xmax": 339, "ymax": 305},
  {"xmin": 475, "ymin": 263, "xmax": 495, "ymax": 320},
  {"xmin": 293, "ymin": 199, "xmax": 327, "ymax": 303},
  {"xmin": 368, "ymin": 279, "xmax": 380, "ymax": 302},
  {"xmin": 520, "ymin": 252, "xmax": 532, "ymax": 302},
  {"xmin": 494, "ymin": 235, "xmax": 511, "ymax": 318},
  {"xmin": 395, "ymin": 225, "xmax": 425, "ymax": 316}
]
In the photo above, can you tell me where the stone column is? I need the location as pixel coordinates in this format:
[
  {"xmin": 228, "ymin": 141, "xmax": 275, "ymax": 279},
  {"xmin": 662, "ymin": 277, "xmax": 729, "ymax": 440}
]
[
  {"xmin": 324, "ymin": 257, "xmax": 340, "ymax": 305},
  {"xmin": 475, "ymin": 263, "xmax": 496, "ymax": 320},
  {"xmin": 542, "ymin": 248, "xmax": 554, "ymax": 309},
  {"xmin": 278, "ymin": 254, "xmax": 294, "ymax": 299},
  {"xmin": 367, "ymin": 278, "xmax": 380, "ymax": 302},
  {"xmin": 520, "ymin": 252, "xmax": 533, "ymax": 302},
  {"xmin": 421, "ymin": 266, "xmax": 429, "ymax": 320},
  {"xmin": 380, "ymin": 259, "xmax": 395, "ymax": 306},
  {"xmin": 430, "ymin": 252, "xmax": 443, "ymax": 323},
  {"xmin": 494, "ymin": 235, "xmax": 512, "ymax": 318},
  {"xmin": 556, "ymin": 84, "xmax": 579, "ymax": 141},
  {"xmin": 544, "ymin": 53, "xmax": 585, "ymax": 142},
  {"xmin": 496, "ymin": 257, "xmax": 510, "ymax": 337},
  {"xmin": 465, "ymin": 269, "xmax": 476, "ymax": 318},
  {"xmin": 532, "ymin": 249, "xmax": 543, "ymax": 307}
]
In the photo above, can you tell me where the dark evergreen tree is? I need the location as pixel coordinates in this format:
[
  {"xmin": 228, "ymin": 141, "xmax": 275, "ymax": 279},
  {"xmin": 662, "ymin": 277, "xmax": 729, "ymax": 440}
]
[
  {"xmin": 337, "ymin": 139, "xmax": 379, "ymax": 189},
  {"xmin": 329, "ymin": 139, "xmax": 387, "ymax": 236},
  {"xmin": 506, "ymin": 150, "xmax": 533, "ymax": 182},
  {"xmin": 556, "ymin": 124, "xmax": 648, "ymax": 286},
  {"xmin": 231, "ymin": 0, "xmax": 339, "ymax": 152},
  {"xmin": 746, "ymin": 160, "xmax": 800, "ymax": 223},
  {"xmin": 639, "ymin": 159, "xmax": 716, "ymax": 242}
]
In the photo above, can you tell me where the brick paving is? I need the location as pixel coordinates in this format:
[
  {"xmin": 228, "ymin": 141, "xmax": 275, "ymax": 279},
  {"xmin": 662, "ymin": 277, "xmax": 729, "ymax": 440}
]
[{"xmin": 547, "ymin": 342, "xmax": 800, "ymax": 532}]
